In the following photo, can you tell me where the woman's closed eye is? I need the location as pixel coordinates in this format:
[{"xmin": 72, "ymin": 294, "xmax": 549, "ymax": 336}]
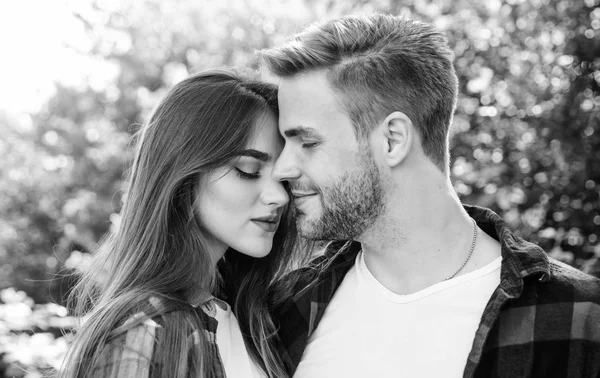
[{"xmin": 234, "ymin": 166, "xmax": 261, "ymax": 180}]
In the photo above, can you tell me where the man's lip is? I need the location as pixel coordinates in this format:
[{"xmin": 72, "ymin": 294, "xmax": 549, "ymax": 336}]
[
  {"xmin": 292, "ymin": 192, "xmax": 317, "ymax": 198},
  {"xmin": 293, "ymin": 193, "xmax": 317, "ymax": 206}
]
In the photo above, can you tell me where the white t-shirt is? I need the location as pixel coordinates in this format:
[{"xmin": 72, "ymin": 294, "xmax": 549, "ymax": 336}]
[
  {"xmin": 293, "ymin": 252, "xmax": 502, "ymax": 378},
  {"xmin": 213, "ymin": 300, "xmax": 267, "ymax": 378}
]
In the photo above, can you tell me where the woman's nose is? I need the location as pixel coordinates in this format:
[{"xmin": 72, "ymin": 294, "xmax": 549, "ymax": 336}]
[{"xmin": 260, "ymin": 178, "xmax": 289, "ymax": 207}]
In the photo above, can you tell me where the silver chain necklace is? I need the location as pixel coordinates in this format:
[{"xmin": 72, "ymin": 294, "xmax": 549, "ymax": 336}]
[{"xmin": 445, "ymin": 218, "xmax": 478, "ymax": 281}]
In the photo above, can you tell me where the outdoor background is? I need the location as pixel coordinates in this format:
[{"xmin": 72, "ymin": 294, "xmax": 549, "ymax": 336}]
[{"xmin": 1, "ymin": 0, "xmax": 599, "ymax": 376}]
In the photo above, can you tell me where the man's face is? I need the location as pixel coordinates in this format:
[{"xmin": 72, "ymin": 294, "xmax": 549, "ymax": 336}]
[{"xmin": 273, "ymin": 70, "xmax": 385, "ymax": 240}]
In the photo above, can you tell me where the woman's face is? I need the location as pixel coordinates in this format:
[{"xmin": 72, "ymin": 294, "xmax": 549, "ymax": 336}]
[{"xmin": 198, "ymin": 111, "xmax": 289, "ymax": 259}]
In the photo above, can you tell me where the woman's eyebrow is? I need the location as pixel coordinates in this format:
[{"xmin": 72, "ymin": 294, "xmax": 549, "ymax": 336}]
[{"xmin": 237, "ymin": 149, "xmax": 270, "ymax": 162}]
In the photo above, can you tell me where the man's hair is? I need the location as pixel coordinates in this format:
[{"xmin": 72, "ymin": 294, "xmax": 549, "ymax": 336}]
[{"xmin": 259, "ymin": 13, "xmax": 458, "ymax": 172}]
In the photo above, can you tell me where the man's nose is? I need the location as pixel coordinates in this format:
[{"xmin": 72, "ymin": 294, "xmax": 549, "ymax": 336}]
[{"xmin": 272, "ymin": 145, "xmax": 301, "ymax": 182}]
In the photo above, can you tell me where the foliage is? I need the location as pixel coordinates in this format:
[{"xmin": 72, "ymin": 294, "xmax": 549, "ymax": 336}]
[
  {"xmin": 0, "ymin": 288, "xmax": 75, "ymax": 377},
  {"xmin": 1, "ymin": 0, "xmax": 599, "ymax": 311}
]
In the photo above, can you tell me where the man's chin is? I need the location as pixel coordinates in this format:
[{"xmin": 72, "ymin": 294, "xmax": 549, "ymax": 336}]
[{"xmin": 296, "ymin": 214, "xmax": 322, "ymax": 239}]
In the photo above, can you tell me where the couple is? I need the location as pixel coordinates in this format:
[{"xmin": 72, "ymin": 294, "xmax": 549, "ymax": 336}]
[{"xmin": 61, "ymin": 14, "xmax": 600, "ymax": 378}]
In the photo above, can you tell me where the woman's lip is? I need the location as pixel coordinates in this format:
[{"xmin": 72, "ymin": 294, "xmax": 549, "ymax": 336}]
[
  {"xmin": 252, "ymin": 215, "xmax": 280, "ymax": 222},
  {"xmin": 251, "ymin": 220, "xmax": 278, "ymax": 232}
]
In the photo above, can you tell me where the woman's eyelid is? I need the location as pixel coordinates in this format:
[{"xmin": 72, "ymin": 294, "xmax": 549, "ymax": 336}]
[
  {"xmin": 235, "ymin": 159, "xmax": 262, "ymax": 172},
  {"xmin": 234, "ymin": 167, "xmax": 261, "ymax": 179}
]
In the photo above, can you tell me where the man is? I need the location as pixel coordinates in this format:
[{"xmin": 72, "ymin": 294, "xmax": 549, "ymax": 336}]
[{"xmin": 260, "ymin": 13, "xmax": 600, "ymax": 378}]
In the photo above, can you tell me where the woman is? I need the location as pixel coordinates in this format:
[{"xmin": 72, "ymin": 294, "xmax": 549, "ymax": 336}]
[{"xmin": 60, "ymin": 69, "xmax": 304, "ymax": 378}]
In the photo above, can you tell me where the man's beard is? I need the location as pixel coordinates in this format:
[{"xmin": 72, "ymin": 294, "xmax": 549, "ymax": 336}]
[{"xmin": 295, "ymin": 151, "xmax": 385, "ymax": 240}]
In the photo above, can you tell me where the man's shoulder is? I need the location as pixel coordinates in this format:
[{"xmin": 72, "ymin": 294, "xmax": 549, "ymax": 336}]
[
  {"xmin": 485, "ymin": 258, "xmax": 600, "ymax": 374},
  {"xmin": 513, "ymin": 257, "xmax": 600, "ymax": 318},
  {"xmin": 287, "ymin": 241, "xmax": 359, "ymax": 290},
  {"xmin": 269, "ymin": 241, "xmax": 361, "ymax": 376},
  {"xmin": 543, "ymin": 258, "xmax": 600, "ymax": 303},
  {"xmin": 269, "ymin": 240, "xmax": 360, "ymax": 310}
]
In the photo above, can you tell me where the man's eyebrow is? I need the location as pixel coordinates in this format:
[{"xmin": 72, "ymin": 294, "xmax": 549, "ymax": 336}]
[
  {"xmin": 236, "ymin": 149, "xmax": 270, "ymax": 162},
  {"xmin": 283, "ymin": 126, "xmax": 320, "ymax": 138}
]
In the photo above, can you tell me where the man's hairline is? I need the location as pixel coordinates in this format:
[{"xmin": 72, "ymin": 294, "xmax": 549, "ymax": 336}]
[
  {"xmin": 276, "ymin": 67, "xmax": 375, "ymax": 145},
  {"xmin": 278, "ymin": 66, "xmax": 377, "ymax": 122}
]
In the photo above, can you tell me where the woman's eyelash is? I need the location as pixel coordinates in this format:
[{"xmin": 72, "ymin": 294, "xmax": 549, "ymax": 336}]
[{"xmin": 234, "ymin": 167, "xmax": 260, "ymax": 179}]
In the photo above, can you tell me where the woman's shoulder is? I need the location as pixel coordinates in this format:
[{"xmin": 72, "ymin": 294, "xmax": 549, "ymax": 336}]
[
  {"xmin": 91, "ymin": 306, "xmax": 162, "ymax": 377},
  {"xmin": 89, "ymin": 297, "xmax": 230, "ymax": 378},
  {"xmin": 91, "ymin": 296, "xmax": 210, "ymax": 376},
  {"xmin": 112, "ymin": 298, "xmax": 164, "ymax": 333},
  {"xmin": 112, "ymin": 296, "xmax": 211, "ymax": 340}
]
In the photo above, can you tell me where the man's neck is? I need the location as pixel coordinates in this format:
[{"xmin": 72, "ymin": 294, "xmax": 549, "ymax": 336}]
[{"xmin": 357, "ymin": 178, "xmax": 498, "ymax": 295}]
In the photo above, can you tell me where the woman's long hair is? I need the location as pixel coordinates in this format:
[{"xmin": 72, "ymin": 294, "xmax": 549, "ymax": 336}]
[{"xmin": 60, "ymin": 69, "xmax": 307, "ymax": 378}]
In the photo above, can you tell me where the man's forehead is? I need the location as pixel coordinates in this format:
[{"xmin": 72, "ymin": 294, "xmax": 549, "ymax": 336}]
[
  {"xmin": 277, "ymin": 71, "xmax": 357, "ymax": 139},
  {"xmin": 278, "ymin": 73, "xmax": 340, "ymax": 119},
  {"xmin": 279, "ymin": 71, "xmax": 331, "ymax": 99}
]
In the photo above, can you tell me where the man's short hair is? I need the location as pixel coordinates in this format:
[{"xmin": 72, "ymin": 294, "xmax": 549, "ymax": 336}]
[{"xmin": 259, "ymin": 13, "xmax": 458, "ymax": 172}]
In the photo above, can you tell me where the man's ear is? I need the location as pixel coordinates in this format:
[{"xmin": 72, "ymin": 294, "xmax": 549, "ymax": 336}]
[{"xmin": 380, "ymin": 111, "xmax": 414, "ymax": 167}]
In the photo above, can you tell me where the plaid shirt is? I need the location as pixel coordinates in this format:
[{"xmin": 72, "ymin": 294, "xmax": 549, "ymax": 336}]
[
  {"xmin": 89, "ymin": 297, "xmax": 226, "ymax": 377},
  {"xmin": 272, "ymin": 205, "xmax": 600, "ymax": 377}
]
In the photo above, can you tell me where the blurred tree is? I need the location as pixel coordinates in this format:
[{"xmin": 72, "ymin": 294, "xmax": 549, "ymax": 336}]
[{"xmin": 0, "ymin": 0, "xmax": 598, "ymax": 306}]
